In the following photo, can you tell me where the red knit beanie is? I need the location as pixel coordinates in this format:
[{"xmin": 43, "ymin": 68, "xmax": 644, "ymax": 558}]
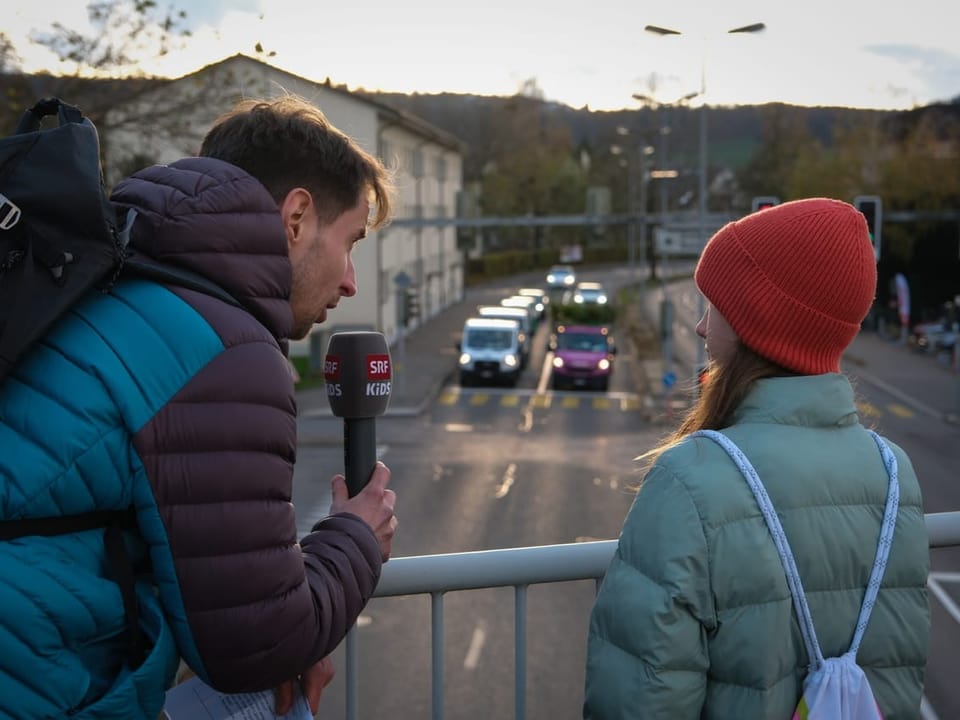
[{"xmin": 694, "ymin": 197, "xmax": 877, "ymax": 375}]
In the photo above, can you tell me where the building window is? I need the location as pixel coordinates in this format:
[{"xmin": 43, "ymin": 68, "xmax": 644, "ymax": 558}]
[{"xmin": 436, "ymin": 156, "xmax": 447, "ymax": 183}]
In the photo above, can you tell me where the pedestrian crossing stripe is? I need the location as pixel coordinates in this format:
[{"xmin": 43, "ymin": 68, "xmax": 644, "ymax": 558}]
[{"xmin": 435, "ymin": 389, "xmax": 643, "ymax": 412}]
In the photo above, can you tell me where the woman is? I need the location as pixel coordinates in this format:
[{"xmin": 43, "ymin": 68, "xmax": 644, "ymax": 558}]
[{"xmin": 584, "ymin": 198, "xmax": 929, "ymax": 719}]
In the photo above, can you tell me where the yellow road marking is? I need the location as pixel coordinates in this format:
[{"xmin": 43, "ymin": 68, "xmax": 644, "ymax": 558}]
[
  {"xmin": 856, "ymin": 401, "xmax": 881, "ymax": 418},
  {"xmin": 470, "ymin": 393, "xmax": 489, "ymax": 406},
  {"xmin": 438, "ymin": 391, "xmax": 458, "ymax": 406},
  {"xmin": 887, "ymin": 403, "xmax": 915, "ymax": 419},
  {"xmin": 531, "ymin": 394, "xmax": 551, "ymax": 409},
  {"xmin": 592, "ymin": 397, "xmax": 612, "ymax": 410},
  {"xmin": 562, "ymin": 396, "xmax": 579, "ymax": 409},
  {"xmin": 500, "ymin": 395, "xmax": 520, "ymax": 407}
]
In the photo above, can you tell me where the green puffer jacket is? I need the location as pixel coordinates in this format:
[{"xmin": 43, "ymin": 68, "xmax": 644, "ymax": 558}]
[{"xmin": 585, "ymin": 374, "xmax": 929, "ymax": 720}]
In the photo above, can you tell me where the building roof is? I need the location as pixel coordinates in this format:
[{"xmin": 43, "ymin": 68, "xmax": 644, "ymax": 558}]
[{"xmin": 181, "ymin": 54, "xmax": 466, "ymax": 152}]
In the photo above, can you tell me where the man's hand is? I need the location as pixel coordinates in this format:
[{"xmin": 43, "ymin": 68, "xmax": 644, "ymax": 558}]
[
  {"xmin": 330, "ymin": 461, "xmax": 397, "ymax": 561},
  {"xmin": 274, "ymin": 656, "xmax": 335, "ymax": 716}
]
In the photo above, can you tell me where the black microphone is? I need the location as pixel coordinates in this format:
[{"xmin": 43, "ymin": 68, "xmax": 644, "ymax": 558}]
[{"xmin": 324, "ymin": 331, "xmax": 392, "ymax": 497}]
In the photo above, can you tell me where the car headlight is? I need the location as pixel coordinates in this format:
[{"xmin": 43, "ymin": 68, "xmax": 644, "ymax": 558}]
[
  {"xmin": 574, "ymin": 295, "xmax": 584, "ymax": 304},
  {"xmin": 552, "ymin": 356, "xmax": 565, "ymax": 368},
  {"xmin": 597, "ymin": 295, "xmax": 608, "ymax": 304},
  {"xmin": 504, "ymin": 354, "xmax": 518, "ymax": 368},
  {"xmin": 598, "ymin": 358, "xmax": 611, "ymax": 371},
  {"xmin": 564, "ymin": 276, "xmax": 575, "ymax": 285},
  {"xmin": 546, "ymin": 274, "xmax": 556, "ymax": 283},
  {"xmin": 459, "ymin": 352, "xmax": 472, "ymax": 366}
]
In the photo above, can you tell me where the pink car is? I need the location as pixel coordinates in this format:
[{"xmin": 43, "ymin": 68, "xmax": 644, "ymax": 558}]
[{"xmin": 550, "ymin": 324, "xmax": 617, "ymax": 391}]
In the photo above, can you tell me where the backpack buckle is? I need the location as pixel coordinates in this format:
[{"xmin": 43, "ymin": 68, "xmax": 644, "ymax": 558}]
[{"xmin": 0, "ymin": 194, "xmax": 21, "ymax": 230}]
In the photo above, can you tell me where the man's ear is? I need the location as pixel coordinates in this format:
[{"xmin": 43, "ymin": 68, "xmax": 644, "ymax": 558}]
[{"xmin": 279, "ymin": 188, "xmax": 313, "ymax": 254}]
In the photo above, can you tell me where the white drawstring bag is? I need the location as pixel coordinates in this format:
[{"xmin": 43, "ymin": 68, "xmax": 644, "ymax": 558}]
[{"xmin": 693, "ymin": 430, "xmax": 899, "ymax": 720}]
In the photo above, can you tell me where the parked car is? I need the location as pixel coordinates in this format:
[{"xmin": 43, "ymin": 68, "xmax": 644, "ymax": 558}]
[
  {"xmin": 549, "ymin": 324, "xmax": 617, "ymax": 391},
  {"xmin": 546, "ymin": 264, "xmax": 577, "ymax": 290},
  {"xmin": 457, "ymin": 317, "xmax": 522, "ymax": 387}
]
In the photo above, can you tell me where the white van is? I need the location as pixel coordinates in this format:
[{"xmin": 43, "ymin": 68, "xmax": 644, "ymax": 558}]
[
  {"xmin": 457, "ymin": 317, "xmax": 522, "ymax": 387},
  {"xmin": 476, "ymin": 305, "xmax": 531, "ymax": 366}
]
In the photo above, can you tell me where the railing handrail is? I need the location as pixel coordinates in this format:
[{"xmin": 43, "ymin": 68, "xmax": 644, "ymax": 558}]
[{"xmin": 375, "ymin": 510, "xmax": 960, "ymax": 597}]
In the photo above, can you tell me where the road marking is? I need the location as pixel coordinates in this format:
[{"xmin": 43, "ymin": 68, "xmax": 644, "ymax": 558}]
[
  {"xmin": 463, "ymin": 624, "xmax": 487, "ymax": 669},
  {"xmin": 621, "ymin": 396, "xmax": 642, "ymax": 411},
  {"xmin": 501, "ymin": 395, "xmax": 520, "ymax": 407},
  {"xmin": 887, "ymin": 403, "xmax": 915, "ymax": 419},
  {"xmin": 927, "ymin": 573, "xmax": 960, "ymax": 625},
  {"xmin": 470, "ymin": 393, "xmax": 489, "ymax": 406},
  {"xmin": 444, "ymin": 423, "xmax": 473, "ymax": 433},
  {"xmin": 856, "ymin": 400, "xmax": 881, "ymax": 418},
  {"xmin": 561, "ymin": 396, "xmax": 579, "ymax": 409},
  {"xmin": 531, "ymin": 394, "xmax": 551, "ymax": 409},
  {"xmin": 592, "ymin": 397, "xmax": 612, "ymax": 410},
  {"xmin": 494, "ymin": 463, "xmax": 517, "ymax": 499},
  {"xmin": 438, "ymin": 390, "xmax": 459, "ymax": 405}
]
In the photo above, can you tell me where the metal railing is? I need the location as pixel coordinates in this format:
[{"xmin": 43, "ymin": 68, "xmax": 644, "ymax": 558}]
[{"xmin": 342, "ymin": 510, "xmax": 960, "ymax": 720}]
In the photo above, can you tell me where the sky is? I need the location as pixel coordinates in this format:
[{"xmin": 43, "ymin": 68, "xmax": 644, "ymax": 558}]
[{"xmin": 7, "ymin": 0, "xmax": 960, "ymax": 111}]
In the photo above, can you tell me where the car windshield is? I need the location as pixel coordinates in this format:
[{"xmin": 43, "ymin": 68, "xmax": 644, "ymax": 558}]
[
  {"xmin": 556, "ymin": 333, "xmax": 607, "ymax": 352},
  {"xmin": 466, "ymin": 329, "xmax": 514, "ymax": 350}
]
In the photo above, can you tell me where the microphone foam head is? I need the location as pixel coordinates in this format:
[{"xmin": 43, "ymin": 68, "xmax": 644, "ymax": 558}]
[{"xmin": 324, "ymin": 331, "xmax": 392, "ymax": 418}]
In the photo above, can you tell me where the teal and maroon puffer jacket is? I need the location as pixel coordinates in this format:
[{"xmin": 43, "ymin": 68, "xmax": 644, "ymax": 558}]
[{"xmin": 0, "ymin": 158, "xmax": 381, "ymax": 718}]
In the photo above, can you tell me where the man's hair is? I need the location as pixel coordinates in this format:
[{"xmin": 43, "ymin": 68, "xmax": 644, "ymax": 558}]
[{"xmin": 199, "ymin": 94, "xmax": 393, "ymax": 229}]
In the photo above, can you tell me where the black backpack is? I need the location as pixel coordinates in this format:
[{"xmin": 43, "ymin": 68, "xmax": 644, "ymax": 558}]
[
  {"xmin": 0, "ymin": 97, "xmax": 239, "ymax": 669},
  {"xmin": 0, "ymin": 97, "xmax": 239, "ymax": 385}
]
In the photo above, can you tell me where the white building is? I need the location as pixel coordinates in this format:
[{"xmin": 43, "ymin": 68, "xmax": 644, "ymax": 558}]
[{"xmin": 104, "ymin": 53, "xmax": 465, "ymax": 367}]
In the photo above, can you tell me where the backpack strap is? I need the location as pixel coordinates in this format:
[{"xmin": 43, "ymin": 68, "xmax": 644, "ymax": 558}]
[
  {"xmin": 849, "ymin": 432, "xmax": 900, "ymax": 656},
  {"xmin": 692, "ymin": 429, "xmax": 899, "ymax": 670}
]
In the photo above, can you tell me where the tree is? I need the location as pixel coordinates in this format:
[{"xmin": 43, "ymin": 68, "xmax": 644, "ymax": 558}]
[
  {"xmin": 479, "ymin": 92, "xmax": 588, "ymax": 250},
  {"xmin": 9, "ymin": 1, "xmax": 226, "ymax": 182}
]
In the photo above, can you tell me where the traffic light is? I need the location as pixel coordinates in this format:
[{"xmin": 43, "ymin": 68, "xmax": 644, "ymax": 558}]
[
  {"xmin": 751, "ymin": 196, "xmax": 780, "ymax": 213},
  {"xmin": 853, "ymin": 195, "xmax": 882, "ymax": 262},
  {"xmin": 403, "ymin": 288, "xmax": 420, "ymax": 326}
]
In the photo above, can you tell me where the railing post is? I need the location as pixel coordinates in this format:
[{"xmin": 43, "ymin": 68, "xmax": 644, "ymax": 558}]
[
  {"xmin": 345, "ymin": 627, "xmax": 358, "ymax": 720},
  {"xmin": 515, "ymin": 584, "xmax": 528, "ymax": 720},
  {"xmin": 431, "ymin": 591, "xmax": 445, "ymax": 720}
]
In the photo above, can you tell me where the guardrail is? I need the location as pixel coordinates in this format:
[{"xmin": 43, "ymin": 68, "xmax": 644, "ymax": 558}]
[{"xmin": 339, "ymin": 510, "xmax": 960, "ymax": 720}]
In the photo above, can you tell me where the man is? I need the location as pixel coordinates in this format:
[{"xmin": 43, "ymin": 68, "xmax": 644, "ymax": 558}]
[{"xmin": 0, "ymin": 95, "xmax": 397, "ymax": 718}]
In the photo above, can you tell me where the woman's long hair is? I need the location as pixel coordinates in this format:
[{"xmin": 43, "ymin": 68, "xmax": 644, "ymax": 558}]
[{"xmin": 636, "ymin": 341, "xmax": 795, "ymax": 472}]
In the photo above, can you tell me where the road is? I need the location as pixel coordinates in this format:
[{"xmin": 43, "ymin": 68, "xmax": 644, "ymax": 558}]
[{"xmin": 289, "ymin": 269, "xmax": 958, "ymax": 719}]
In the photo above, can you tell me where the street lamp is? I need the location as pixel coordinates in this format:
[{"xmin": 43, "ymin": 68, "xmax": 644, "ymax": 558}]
[
  {"xmin": 612, "ymin": 127, "xmax": 654, "ymax": 279},
  {"xmin": 645, "ymin": 21, "xmax": 766, "ymax": 373}
]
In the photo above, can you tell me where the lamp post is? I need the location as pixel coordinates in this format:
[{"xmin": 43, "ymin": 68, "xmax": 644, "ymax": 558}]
[
  {"xmin": 632, "ymin": 90, "xmax": 699, "ymax": 283},
  {"xmin": 645, "ymin": 21, "xmax": 766, "ymax": 375},
  {"xmin": 612, "ymin": 129, "xmax": 654, "ymax": 281}
]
